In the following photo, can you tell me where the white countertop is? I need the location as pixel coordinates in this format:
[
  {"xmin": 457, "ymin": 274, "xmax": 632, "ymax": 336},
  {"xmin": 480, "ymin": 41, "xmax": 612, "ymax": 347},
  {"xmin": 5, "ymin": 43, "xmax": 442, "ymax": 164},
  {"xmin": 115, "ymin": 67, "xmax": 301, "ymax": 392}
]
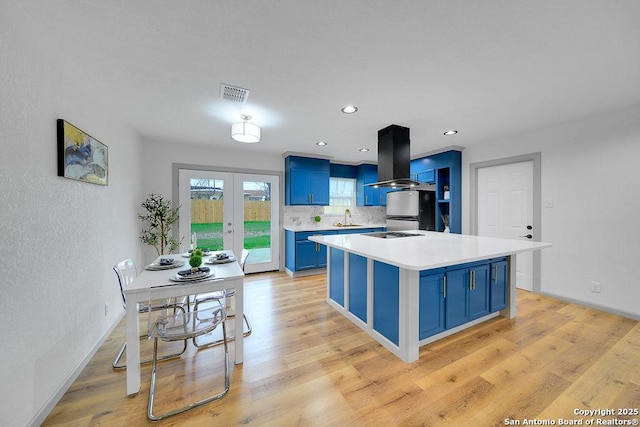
[
  {"xmin": 284, "ymin": 223, "xmax": 386, "ymax": 232},
  {"xmin": 309, "ymin": 231, "xmax": 552, "ymax": 270}
]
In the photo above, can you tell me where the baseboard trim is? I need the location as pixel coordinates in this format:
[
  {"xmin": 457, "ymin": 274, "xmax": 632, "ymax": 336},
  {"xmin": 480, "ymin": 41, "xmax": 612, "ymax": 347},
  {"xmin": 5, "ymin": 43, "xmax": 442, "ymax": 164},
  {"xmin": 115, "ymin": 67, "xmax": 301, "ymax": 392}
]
[
  {"xmin": 539, "ymin": 291, "xmax": 640, "ymax": 321},
  {"xmin": 28, "ymin": 310, "xmax": 125, "ymax": 427}
]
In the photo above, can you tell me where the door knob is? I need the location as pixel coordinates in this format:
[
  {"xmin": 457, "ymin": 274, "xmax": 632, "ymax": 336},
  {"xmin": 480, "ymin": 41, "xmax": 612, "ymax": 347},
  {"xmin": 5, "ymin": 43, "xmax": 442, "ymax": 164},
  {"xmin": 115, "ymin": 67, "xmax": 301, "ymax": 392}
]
[
  {"xmin": 520, "ymin": 234, "xmax": 533, "ymax": 239},
  {"xmin": 527, "ymin": 225, "xmax": 533, "ymax": 230}
]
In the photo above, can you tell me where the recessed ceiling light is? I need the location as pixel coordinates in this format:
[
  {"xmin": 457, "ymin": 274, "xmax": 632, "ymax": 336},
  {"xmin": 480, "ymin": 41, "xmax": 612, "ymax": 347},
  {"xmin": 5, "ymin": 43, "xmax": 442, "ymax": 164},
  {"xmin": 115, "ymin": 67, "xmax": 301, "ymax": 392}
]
[
  {"xmin": 443, "ymin": 130, "xmax": 458, "ymax": 136},
  {"xmin": 359, "ymin": 148, "xmax": 369, "ymax": 152},
  {"xmin": 316, "ymin": 141, "xmax": 327, "ymax": 146},
  {"xmin": 341, "ymin": 105, "xmax": 358, "ymax": 114}
]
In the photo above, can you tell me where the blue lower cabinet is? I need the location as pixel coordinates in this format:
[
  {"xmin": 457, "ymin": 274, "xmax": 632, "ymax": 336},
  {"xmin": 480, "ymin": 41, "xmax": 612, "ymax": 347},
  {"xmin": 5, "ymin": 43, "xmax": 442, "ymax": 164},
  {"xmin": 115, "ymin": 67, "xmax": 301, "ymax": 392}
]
[
  {"xmin": 490, "ymin": 260, "xmax": 508, "ymax": 311},
  {"xmin": 329, "ymin": 248, "xmax": 345, "ymax": 306},
  {"xmin": 348, "ymin": 253, "xmax": 368, "ymax": 322},
  {"xmin": 373, "ymin": 261, "xmax": 399, "ymax": 345},
  {"xmin": 295, "ymin": 240, "xmax": 319, "ymax": 270},
  {"xmin": 444, "ymin": 267, "xmax": 469, "ymax": 329},
  {"xmin": 419, "ymin": 270, "xmax": 446, "ymax": 339},
  {"xmin": 468, "ymin": 264, "xmax": 490, "ymax": 321},
  {"xmin": 444, "ymin": 263, "xmax": 490, "ymax": 328}
]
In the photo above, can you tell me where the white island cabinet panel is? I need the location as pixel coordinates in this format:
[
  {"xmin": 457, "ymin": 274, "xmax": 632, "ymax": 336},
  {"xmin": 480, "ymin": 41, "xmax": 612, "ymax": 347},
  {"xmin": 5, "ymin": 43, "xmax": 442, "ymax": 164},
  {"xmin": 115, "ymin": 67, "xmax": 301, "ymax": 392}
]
[{"xmin": 312, "ymin": 231, "xmax": 551, "ymax": 363}]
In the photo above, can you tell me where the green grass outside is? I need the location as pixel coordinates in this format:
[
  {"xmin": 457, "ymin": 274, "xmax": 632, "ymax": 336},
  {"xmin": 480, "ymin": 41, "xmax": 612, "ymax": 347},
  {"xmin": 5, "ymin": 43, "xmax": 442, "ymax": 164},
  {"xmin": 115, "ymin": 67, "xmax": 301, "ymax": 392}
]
[{"xmin": 191, "ymin": 221, "xmax": 271, "ymax": 250}]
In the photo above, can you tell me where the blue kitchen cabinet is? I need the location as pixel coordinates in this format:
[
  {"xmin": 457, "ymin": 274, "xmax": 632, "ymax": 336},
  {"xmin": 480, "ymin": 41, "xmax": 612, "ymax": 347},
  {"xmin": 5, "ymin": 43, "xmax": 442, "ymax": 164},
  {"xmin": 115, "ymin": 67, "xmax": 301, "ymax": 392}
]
[
  {"xmin": 419, "ymin": 269, "xmax": 446, "ymax": 339},
  {"xmin": 286, "ymin": 230, "xmax": 331, "ymax": 272},
  {"xmin": 444, "ymin": 262, "xmax": 490, "ymax": 329},
  {"xmin": 468, "ymin": 264, "xmax": 490, "ymax": 321},
  {"xmin": 490, "ymin": 259, "xmax": 508, "ymax": 312},
  {"xmin": 444, "ymin": 267, "xmax": 469, "ymax": 329},
  {"xmin": 286, "ymin": 228, "xmax": 384, "ymax": 273},
  {"xmin": 410, "ymin": 150, "xmax": 462, "ymax": 233},
  {"xmin": 285, "ymin": 156, "xmax": 330, "ymax": 205},
  {"xmin": 356, "ymin": 163, "xmax": 380, "ymax": 206},
  {"xmin": 348, "ymin": 253, "xmax": 368, "ymax": 322},
  {"xmin": 295, "ymin": 240, "xmax": 321, "ymax": 270}
]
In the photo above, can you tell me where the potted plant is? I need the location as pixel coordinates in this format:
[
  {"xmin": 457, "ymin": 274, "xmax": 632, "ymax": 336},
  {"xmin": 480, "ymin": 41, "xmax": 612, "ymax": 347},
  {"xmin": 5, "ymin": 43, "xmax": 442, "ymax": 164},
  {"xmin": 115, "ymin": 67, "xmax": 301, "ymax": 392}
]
[
  {"xmin": 139, "ymin": 193, "xmax": 182, "ymax": 255},
  {"xmin": 189, "ymin": 249, "xmax": 203, "ymax": 272}
]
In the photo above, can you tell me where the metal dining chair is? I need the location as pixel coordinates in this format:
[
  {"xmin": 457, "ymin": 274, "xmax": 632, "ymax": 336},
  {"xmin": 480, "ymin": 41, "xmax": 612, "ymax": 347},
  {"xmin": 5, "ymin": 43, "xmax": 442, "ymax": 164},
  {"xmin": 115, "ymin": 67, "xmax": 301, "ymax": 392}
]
[
  {"xmin": 112, "ymin": 259, "xmax": 187, "ymax": 369},
  {"xmin": 147, "ymin": 297, "xmax": 230, "ymax": 421},
  {"xmin": 192, "ymin": 249, "xmax": 252, "ymax": 349}
]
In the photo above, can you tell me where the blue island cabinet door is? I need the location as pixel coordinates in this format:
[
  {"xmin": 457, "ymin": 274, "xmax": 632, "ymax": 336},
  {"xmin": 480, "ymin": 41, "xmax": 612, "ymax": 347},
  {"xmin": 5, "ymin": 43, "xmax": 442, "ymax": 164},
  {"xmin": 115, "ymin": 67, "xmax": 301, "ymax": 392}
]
[
  {"xmin": 419, "ymin": 270, "xmax": 446, "ymax": 339},
  {"xmin": 490, "ymin": 259, "xmax": 508, "ymax": 312},
  {"xmin": 348, "ymin": 253, "xmax": 368, "ymax": 322},
  {"xmin": 329, "ymin": 248, "xmax": 345, "ymax": 306},
  {"xmin": 468, "ymin": 264, "xmax": 490, "ymax": 321},
  {"xmin": 373, "ymin": 261, "xmax": 399, "ymax": 345},
  {"xmin": 444, "ymin": 267, "xmax": 468, "ymax": 329}
]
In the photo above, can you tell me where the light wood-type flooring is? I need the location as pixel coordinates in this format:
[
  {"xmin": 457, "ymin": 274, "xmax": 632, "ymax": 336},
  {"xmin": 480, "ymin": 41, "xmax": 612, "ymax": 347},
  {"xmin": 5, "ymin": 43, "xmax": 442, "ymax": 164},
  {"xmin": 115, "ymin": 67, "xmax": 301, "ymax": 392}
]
[{"xmin": 43, "ymin": 271, "xmax": 640, "ymax": 426}]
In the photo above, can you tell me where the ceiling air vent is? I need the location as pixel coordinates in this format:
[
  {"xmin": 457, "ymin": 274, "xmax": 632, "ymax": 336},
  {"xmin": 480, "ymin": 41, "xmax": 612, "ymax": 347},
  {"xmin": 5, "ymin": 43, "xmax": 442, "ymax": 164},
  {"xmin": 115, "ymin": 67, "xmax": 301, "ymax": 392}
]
[{"xmin": 220, "ymin": 84, "xmax": 250, "ymax": 104}]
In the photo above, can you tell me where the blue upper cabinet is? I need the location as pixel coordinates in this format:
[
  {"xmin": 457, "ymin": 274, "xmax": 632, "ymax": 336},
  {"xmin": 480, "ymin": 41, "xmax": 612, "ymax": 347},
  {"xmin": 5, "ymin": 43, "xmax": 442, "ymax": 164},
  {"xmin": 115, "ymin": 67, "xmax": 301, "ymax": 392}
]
[
  {"xmin": 356, "ymin": 164, "xmax": 381, "ymax": 206},
  {"xmin": 285, "ymin": 155, "xmax": 330, "ymax": 205},
  {"xmin": 411, "ymin": 150, "xmax": 462, "ymax": 234}
]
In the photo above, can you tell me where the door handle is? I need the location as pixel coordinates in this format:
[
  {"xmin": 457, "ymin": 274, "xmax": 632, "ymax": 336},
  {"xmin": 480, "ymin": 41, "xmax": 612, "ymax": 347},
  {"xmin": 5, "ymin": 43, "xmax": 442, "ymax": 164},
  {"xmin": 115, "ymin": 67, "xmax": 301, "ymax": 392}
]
[
  {"xmin": 520, "ymin": 234, "xmax": 533, "ymax": 239},
  {"xmin": 443, "ymin": 275, "xmax": 446, "ymax": 298}
]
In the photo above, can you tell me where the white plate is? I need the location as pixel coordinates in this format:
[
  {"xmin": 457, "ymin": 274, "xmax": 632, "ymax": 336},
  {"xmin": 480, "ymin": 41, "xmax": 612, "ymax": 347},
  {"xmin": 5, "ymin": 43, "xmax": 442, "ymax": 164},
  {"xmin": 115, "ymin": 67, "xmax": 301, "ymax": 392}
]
[
  {"xmin": 206, "ymin": 256, "xmax": 236, "ymax": 265},
  {"xmin": 145, "ymin": 260, "xmax": 185, "ymax": 270},
  {"xmin": 170, "ymin": 270, "xmax": 215, "ymax": 282},
  {"xmin": 182, "ymin": 250, "xmax": 213, "ymax": 258}
]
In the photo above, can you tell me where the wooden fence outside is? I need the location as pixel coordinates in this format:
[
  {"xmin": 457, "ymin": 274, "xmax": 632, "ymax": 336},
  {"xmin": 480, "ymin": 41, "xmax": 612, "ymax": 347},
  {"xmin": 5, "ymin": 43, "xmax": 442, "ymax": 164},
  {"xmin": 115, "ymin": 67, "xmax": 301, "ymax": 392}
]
[{"xmin": 190, "ymin": 199, "xmax": 271, "ymax": 223}]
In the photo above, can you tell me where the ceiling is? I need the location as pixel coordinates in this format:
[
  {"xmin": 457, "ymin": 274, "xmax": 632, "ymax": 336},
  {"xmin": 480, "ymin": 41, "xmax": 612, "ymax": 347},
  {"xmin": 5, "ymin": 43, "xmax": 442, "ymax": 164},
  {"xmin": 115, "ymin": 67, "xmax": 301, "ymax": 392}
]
[{"xmin": 13, "ymin": 0, "xmax": 640, "ymax": 163}]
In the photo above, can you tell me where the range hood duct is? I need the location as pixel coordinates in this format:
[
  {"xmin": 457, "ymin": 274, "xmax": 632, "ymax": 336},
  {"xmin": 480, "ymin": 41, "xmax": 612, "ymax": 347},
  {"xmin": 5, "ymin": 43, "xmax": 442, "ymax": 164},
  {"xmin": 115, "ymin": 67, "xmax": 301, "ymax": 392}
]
[{"xmin": 367, "ymin": 124, "xmax": 421, "ymax": 188}]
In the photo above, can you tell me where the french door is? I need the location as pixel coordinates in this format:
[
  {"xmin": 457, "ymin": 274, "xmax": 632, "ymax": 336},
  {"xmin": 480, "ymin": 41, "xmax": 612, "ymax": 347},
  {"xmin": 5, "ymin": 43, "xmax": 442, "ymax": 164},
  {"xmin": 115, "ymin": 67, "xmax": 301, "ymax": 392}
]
[{"xmin": 178, "ymin": 169, "xmax": 280, "ymax": 273}]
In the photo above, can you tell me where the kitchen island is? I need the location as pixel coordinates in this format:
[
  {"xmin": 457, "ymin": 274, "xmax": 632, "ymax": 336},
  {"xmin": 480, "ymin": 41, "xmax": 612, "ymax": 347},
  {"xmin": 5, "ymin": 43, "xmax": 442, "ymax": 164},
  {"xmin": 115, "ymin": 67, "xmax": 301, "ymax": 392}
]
[{"xmin": 309, "ymin": 231, "xmax": 551, "ymax": 363}]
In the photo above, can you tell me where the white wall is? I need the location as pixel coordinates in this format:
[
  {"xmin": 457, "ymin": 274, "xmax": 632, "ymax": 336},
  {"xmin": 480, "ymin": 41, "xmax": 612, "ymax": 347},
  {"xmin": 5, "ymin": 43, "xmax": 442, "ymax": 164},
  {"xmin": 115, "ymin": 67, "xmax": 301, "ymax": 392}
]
[
  {"xmin": 462, "ymin": 105, "xmax": 640, "ymax": 318},
  {"xmin": 0, "ymin": 3, "xmax": 143, "ymax": 426}
]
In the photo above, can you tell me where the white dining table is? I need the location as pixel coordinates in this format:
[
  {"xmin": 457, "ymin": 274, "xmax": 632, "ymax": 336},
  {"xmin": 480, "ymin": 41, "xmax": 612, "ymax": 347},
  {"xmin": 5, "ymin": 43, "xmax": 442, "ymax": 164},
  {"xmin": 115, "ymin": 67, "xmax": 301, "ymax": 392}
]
[{"xmin": 123, "ymin": 250, "xmax": 245, "ymax": 396}]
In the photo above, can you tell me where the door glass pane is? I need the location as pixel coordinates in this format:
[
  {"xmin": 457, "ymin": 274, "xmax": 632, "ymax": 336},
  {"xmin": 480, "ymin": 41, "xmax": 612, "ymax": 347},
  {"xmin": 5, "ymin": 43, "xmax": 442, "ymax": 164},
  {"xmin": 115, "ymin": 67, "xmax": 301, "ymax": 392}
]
[
  {"xmin": 190, "ymin": 178, "xmax": 224, "ymax": 251},
  {"xmin": 243, "ymin": 180, "xmax": 272, "ymax": 265}
]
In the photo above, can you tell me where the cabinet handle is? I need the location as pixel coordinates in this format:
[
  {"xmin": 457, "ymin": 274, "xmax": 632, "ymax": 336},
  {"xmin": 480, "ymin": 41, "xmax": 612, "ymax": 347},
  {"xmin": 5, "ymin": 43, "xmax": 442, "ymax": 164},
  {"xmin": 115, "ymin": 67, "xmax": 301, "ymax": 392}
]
[
  {"xmin": 443, "ymin": 275, "xmax": 447, "ymax": 298},
  {"xmin": 365, "ymin": 195, "xmax": 368, "ymax": 205},
  {"xmin": 493, "ymin": 265, "xmax": 498, "ymax": 284},
  {"xmin": 469, "ymin": 271, "xmax": 473, "ymax": 290},
  {"xmin": 315, "ymin": 242, "xmax": 319, "ymax": 251},
  {"xmin": 310, "ymin": 193, "xmax": 314, "ymax": 204}
]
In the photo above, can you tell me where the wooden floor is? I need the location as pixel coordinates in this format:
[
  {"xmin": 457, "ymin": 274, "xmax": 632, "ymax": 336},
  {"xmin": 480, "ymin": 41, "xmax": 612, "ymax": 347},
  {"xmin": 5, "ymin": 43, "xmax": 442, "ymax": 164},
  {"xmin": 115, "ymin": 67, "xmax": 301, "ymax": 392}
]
[{"xmin": 43, "ymin": 271, "xmax": 640, "ymax": 426}]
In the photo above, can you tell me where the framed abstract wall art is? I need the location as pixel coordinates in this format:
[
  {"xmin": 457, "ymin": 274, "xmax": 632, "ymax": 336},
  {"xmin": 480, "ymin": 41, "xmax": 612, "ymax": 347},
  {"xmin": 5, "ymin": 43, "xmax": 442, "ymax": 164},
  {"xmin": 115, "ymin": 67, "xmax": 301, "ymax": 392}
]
[{"xmin": 57, "ymin": 119, "xmax": 108, "ymax": 186}]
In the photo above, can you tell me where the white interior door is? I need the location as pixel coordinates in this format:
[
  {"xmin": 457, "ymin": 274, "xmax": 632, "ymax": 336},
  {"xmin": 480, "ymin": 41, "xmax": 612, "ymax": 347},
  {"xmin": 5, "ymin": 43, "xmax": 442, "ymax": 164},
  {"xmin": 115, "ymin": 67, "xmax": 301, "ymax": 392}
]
[
  {"xmin": 178, "ymin": 169, "xmax": 280, "ymax": 273},
  {"xmin": 477, "ymin": 161, "xmax": 534, "ymax": 290}
]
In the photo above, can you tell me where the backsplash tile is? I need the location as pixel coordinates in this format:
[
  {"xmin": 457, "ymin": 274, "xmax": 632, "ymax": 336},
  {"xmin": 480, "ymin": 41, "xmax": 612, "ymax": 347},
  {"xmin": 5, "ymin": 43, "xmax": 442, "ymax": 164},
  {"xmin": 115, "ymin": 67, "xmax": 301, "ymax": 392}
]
[{"xmin": 283, "ymin": 206, "xmax": 386, "ymax": 228}]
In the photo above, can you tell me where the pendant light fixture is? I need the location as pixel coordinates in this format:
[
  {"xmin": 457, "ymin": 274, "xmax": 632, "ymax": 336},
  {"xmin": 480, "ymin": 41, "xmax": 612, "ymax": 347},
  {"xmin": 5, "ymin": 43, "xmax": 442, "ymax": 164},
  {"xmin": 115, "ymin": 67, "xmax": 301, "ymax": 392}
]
[{"xmin": 231, "ymin": 114, "xmax": 261, "ymax": 143}]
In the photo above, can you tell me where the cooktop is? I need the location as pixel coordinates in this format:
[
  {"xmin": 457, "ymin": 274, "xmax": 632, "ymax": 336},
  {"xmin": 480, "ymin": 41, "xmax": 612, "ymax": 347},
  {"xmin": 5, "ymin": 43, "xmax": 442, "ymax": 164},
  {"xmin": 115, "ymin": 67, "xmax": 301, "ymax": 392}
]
[{"xmin": 363, "ymin": 231, "xmax": 421, "ymax": 239}]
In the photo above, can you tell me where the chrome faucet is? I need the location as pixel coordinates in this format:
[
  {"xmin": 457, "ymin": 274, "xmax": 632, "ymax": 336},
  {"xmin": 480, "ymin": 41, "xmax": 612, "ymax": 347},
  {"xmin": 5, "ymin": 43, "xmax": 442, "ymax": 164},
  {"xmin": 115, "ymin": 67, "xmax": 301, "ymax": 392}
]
[{"xmin": 344, "ymin": 209, "xmax": 351, "ymax": 225}]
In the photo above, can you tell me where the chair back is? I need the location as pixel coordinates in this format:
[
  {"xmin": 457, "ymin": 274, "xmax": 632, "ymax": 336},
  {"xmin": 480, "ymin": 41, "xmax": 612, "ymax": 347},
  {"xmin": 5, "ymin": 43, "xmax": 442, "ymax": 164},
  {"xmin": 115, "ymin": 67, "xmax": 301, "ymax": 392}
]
[
  {"xmin": 239, "ymin": 249, "xmax": 249, "ymax": 272},
  {"xmin": 113, "ymin": 259, "xmax": 137, "ymax": 309}
]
